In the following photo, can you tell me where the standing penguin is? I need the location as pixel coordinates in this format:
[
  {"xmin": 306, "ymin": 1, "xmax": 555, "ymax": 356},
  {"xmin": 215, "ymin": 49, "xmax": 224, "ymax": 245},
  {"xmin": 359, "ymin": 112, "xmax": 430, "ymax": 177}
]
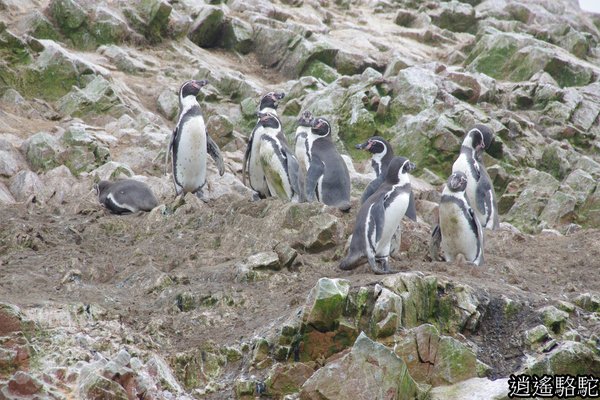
[
  {"xmin": 242, "ymin": 91, "xmax": 285, "ymax": 198},
  {"xmin": 294, "ymin": 110, "xmax": 314, "ymax": 202},
  {"xmin": 355, "ymin": 136, "xmax": 417, "ymax": 221},
  {"xmin": 339, "ymin": 157, "xmax": 416, "ymax": 274},
  {"xmin": 168, "ymin": 79, "xmax": 225, "ymax": 197},
  {"xmin": 305, "ymin": 117, "xmax": 351, "ymax": 211},
  {"xmin": 431, "ymin": 171, "xmax": 484, "ymax": 266},
  {"xmin": 451, "ymin": 125, "xmax": 498, "ymax": 230},
  {"xmin": 256, "ymin": 112, "xmax": 300, "ymax": 201},
  {"xmin": 95, "ymin": 179, "xmax": 158, "ymax": 214}
]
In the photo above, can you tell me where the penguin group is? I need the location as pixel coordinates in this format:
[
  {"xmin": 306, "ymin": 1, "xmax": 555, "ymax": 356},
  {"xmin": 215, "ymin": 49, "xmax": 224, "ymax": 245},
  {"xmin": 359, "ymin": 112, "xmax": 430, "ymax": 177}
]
[{"xmin": 96, "ymin": 79, "xmax": 498, "ymax": 274}]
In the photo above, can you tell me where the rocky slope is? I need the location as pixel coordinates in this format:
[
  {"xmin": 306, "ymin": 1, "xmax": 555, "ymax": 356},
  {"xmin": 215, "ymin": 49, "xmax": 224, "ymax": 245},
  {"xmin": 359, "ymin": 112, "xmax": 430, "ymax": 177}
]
[{"xmin": 0, "ymin": 0, "xmax": 599, "ymax": 399}]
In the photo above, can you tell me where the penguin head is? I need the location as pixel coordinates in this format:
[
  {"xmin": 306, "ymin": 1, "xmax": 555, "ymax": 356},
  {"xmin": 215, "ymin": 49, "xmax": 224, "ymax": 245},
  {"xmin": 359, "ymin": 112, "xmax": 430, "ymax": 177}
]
[
  {"xmin": 94, "ymin": 180, "xmax": 111, "ymax": 196},
  {"xmin": 447, "ymin": 171, "xmax": 468, "ymax": 192},
  {"xmin": 355, "ymin": 136, "xmax": 390, "ymax": 155},
  {"xmin": 260, "ymin": 91, "xmax": 285, "ymax": 111},
  {"xmin": 386, "ymin": 156, "xmax": 415, "ymax": 183},
  {"xmin": 464, "ymin": 125, "xmax": 494, "ymax": 152},
  {"xmin": 311, "ymin": 117, "xmax": 331, "ymax": 137},
  {"xmin": 298, "ymin": 110, "xmax": 313, "ymax": 127},
  {"xmin": 179, "ymin": 80, "xmax": 208, "ymax": 100},
  {"xmin": 257, "ymin": 112, "xmax": 281, "ymax": 129}
]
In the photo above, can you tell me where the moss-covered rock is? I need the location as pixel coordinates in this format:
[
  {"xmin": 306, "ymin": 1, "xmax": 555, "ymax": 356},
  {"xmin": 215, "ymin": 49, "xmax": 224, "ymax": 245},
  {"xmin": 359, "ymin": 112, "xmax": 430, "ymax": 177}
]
[
  {"xmin": 21, "ymin": 132, "xmax": 63, "ymax": 173},
  {"xmin": 220, "ymin": 17, "xmax": 253, "ymax": 54},
  {"xmin": 302, "ymin": 60, "xmax": 340, "ymax": 84},
  {"xmin": 523, "ymin": 341, "xmax": 600, "ymax": 376},
  {"xmin": 302, "ymin": 278, "xmax": 350, "ymax": 332},
  {"xmin": 538, "ymin": 306, "xmax": 569, "ymax": 334},
  {"xmin": 300, "ymin": 332, "xmax": 427, "ymax": 400},
  {"xmin": 57, "ymin": 75, "xmax": 126, "ymax": 118},
  {"xmin": 390, "ymin": 67, "xmax": 438, "ymax": 115},
  {"xmin": 188, "ymin": 6, "xmax": 224, "ymax": 48},
  {"xmin": 428, "ymin": 1, "xmax": 476, "ymax": 33}
]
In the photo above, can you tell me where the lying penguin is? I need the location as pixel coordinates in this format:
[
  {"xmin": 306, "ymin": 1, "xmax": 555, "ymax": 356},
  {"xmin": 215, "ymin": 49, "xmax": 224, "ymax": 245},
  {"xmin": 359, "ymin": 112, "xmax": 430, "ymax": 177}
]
[
  {"xmin": 95, "ymin": 179, "xmax": 158, "ymax": 214},
  {"xmin": 339, "ymin": 156, "xmax": 416, "ymax": 274}
]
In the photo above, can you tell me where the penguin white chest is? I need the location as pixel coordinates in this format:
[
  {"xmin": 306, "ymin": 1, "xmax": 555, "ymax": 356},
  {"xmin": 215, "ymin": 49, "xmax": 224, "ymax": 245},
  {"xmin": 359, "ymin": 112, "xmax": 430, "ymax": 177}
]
[
  {"xmin": 175, "ymin": 117, "xmax": 207, "ymax": 193},
  {"xmin": 452, "ymin": 155, "xmax": 478, "ymax": 206},
  {"xmin": 248, "ymin": 127, "xmax": 269, "ymax": 194},
  {"xmin": 439, "ymin": 200, "xmax": 479, "ymax": 261},
  {"xmin": 259, "ymin": 133, "xmax": 292, "ymax": 200},
  {"xmin": 376, "ymin": 190, "xmax": 409, "ymax": 255}
]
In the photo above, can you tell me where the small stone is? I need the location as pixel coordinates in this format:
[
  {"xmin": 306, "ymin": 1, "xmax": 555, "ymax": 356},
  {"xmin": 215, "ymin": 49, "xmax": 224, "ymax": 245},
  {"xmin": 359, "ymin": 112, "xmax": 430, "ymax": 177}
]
[
  {"xmin": 245, "ymin": 251, "xmax": 281, "ymax": 271},
  {"xmin": 157, "ymin": 89, "xmax": 179, "ymax": 120},
  {"xmin": 524, "ymin": 325, "xmax": 550, "ymax": 346},
  {"xmin": 9, "ymin": 170, "xmax": 45, "ymax": 202},
  {"xmin": 273, "ymin": 242, "xmax": 298, "ymax": 268},
  {"xmin": 206, "ymin": 114, "xmax": 234, "ymax": 147},
  {"xmin": 538, "ymin": 306, "xmax": 569, "ymax": 334},
  {"xmin": 8, "ymin": 371, "xmax": 43, "ymax": 396},
  {"xmin": 573, "ymin": 293, "xmax": 600, "ymax": 312}
]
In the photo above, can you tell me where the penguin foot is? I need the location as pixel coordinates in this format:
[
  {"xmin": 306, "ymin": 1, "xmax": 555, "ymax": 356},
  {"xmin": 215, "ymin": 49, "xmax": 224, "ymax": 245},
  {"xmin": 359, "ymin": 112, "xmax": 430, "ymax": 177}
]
[
  {"xmin": 371, "ymin": 257, "xmax": 395, "ymax": 275},
  {"xmin": 194, "ymin": 189, "xmax": 209, "ymax": 203}
]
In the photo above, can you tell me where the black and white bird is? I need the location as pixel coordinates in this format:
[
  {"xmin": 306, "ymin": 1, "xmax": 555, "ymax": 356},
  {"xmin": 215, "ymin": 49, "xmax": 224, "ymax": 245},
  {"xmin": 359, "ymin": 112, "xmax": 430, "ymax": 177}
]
[
  {"xmin": 294, "ymin": 110, "xmax": 314, "ymax": 202},
  {"xmin": 304, "ymin": 117, "xmax": 351, "ymax": 211},
  {"xmin": 431, "ymin": 171, "xmax": 484, "ymax": 266},
  {"xmin": 355, "ymin": 136, "xmax": 417, "ymax": 221},
  {"xmin": 339, "ymin": 157, "xmax": 416, "ymax": 274},
  {"xmin": 168, "ymin": 79, "xmax": 225, "ymax": 198},
  {"xmin": 256, "ymin": 112, "xmax": 300, "ymax": 201},
  {"xmin": 451, "ymin": 125, "xmax": 498, "ymax": 230},
  {"xmin": 95, "ymin": 179, "xmax": 158, "ymax": 214},
  {"xmin": 242, "ymin": 91, "xmax": 285, "ymax": 198}
]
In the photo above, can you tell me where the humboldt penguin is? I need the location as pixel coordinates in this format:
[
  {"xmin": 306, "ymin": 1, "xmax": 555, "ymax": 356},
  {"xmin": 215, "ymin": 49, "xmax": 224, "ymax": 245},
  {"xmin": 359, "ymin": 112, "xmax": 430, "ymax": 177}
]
[
  {"xmin": 168, "ymin": 79, "xmax": 225, "ymax": 197},
  {"xmin": 355, "ymin": 136, "xmax": 417, "ymax": 221},
  {"xmin": 304, "ymin": 117, "xmax": 351, "ymax": 211},
  {"xmin": 294, "ymin": 110, "xmax": 314, "ymax": 202},
  {"xmin": 242, "ymin": 91, "xmax": 285, "ymax": 198},
  {"xmin": 431, "ymin": 171, "xmax": 484, "ymax": 266},
  {"xmin": 95, "ymin": 179, "xmax": 158, "ymax": 214},
  {"xmin": 451, "ymin": 125, "xmax": 498, "ymax": 230},
  {"xmin": 339, "ymin": 156, "xmax": 416, "ymax": 274}
]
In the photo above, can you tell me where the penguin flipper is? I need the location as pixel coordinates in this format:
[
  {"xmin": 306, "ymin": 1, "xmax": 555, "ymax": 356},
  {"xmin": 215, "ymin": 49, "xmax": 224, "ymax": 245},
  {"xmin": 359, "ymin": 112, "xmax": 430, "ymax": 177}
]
[
  {"xmin": 305, "ymin": 157, "xmax": 324, "ymax": 202},
  {"xmin": 284, "ymin": 149, "xmax": 301, "ymax": 199},
  {"xmin": 359, "ymin": 178, "xmax": 380, "ymax": 204},
  {"xmin": 405, "ymin": 191, "xmax": 417, "ymax": 221},
  {"xmin": 429, "ymin": 224, "xmax": 442, "ymax": 261},
  {"xmin": 207, "ymin": 135, "xmax": 225, "ymax": 176},
  {"xmin": 468, "ymin": 206, "xmax": 485, "ymax": 266},
  {"xmin": 475, "ymin": 169, "xmax": 497, "ymax": 228},
  {"xmin": 242, "ymin": 130, "xmax": 255, "ymax": 186}
]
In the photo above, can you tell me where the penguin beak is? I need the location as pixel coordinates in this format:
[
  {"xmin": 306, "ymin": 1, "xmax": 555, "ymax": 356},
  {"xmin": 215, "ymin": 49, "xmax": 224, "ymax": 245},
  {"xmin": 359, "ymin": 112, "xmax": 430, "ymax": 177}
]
[
  {"xmin": 355, "ymin": 140, "xmax": 369, "ymax": 150},
  {"xmin": 312, "ymin": 119, "xmax": 323, "ymax": 129},
  {"xmin": 192, "ymin": 80, "xmax": 208, "ymax": 89},
  {"xmin": 273, "ymin": 92, "xmax": 285, "ymax": 100}
]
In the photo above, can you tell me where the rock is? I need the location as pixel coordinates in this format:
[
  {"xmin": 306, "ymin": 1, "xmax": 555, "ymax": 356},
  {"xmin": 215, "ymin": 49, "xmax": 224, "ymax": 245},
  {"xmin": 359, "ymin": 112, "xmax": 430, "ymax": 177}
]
[
  {"xmin": 220, "ymin": 17, "xmax": 253, "ymax": 54},
  {"xmin": 523, "ymin": 325, "xmax": 550, "ymax": 347},
  {"xmin": 49, "ymin": 0, "xmax": 87, "ymax": 32},
  {"xmin": 297, "ymin": 212, "xmax": 340, "ymax": 252},
  {"xmin": 18, "ymin": 10, "xmax": 60, "ymax": 41},
  {"xmin": 371, "ymin": 286, "xmax": 403, "ymax": 338},
  {"xmin": 504, "ymin": 169, "xmax": 561, "ymax": 233},
  {"xmin": 267, "ymin": 363, "xmax": 314, "ymax": 397},
  {"xmin": 0, "ymin": 138, "xmax": 27, "ymax": 177},
  {"xmin": 77, "ymin": 370, "xmax": 129, "ymax": 400},
  {"xmin": 300, "ymin": 332, "xmax": 425, "ymax": 400},
  {"xmin": 244, "ymin": 251, "xmax": 281, "ymax": 271},
  {"xmin": 428, "ymin": 1, "xmax": 476, "ymax": 33},
  {"xmin": 8, "ymin": 170, "xmax": 45, "ymax": 202},
  {"xmin": 429, "ymin": 377, "xmax": 509, "ymax": 400},
  {"xmin": 390, "ymin": 67, "xmax": 438, "ymax": 115},
  {"xmin": 157, "ymin": 89, "xmax": 179, "ymax": 120},
  {"xmin": 21, "ymin": 39, "xmax": 108, "ymax": 100},
  {"xmin": 187, "ymin": 6, "xmax": 225, "ymax": 48},
  {"xmin": 538, "ymin": 190, "xmax": 577, "ymax": 228},
  {"xmin": 280, "ymin": 38, "xmax": 337, "ymax": 79},
  {"xmin": 523, "ymin": 340, "xmax": 600, "ymax": 376},
  {"xmin": 206, "ymin": 114, "xmax": 234, "ymax": 147},
  {"xmin": 381, "ymin": 272, "xmax": 437, "ymax": 328},
  {"xmin": 21, "ymin": 132, "xmax": 63, "ymax": 172},
  {"xmin": 57, "ymin": 75, "xmax": 127, "ymax": 118},
  {"xmin": 41, "ymin": 165, "xmax": 85, "ymax": 205},
  {"xmin": 538, "ymin": 306, "xmax": 569, "ymax": 334},
  {"xmin": 89, "ymin": 161, "xmax": 134, "ymax": 181},
  {"xmin": 273, "ymin": 242, "xmax": 297, "ymax": 268},
  {"xmin": 302, "ymin": 278, "xmax": 350, "ymax": 332},
  {"xmin": 0, "ymin": 182, "xmax": 16, "ymax": 204},
  {"xmin": 131, "ymin": 0, "xmax": 172, "ymax": 43},
  {"xmin": 573, "ymin": 293, "xmax": 600, "ymax": 312},
  {"xmin": 302, "ymin": 60, "xmax": 340, "ymax": 84},
  {"xmin": 0, "ymin": 303, "xmax": 26, "ymax": 335},
  {"xmin": 99, "ymin": 45, "xmax": 147, "ymax": 74},
  {"xmin": 90, "ymin": 6, "xmax": 131, "ymax": 45},
  {"xmin": 562, "ymin": 169, "xmax": 596, "ymax": 206},
  {"xmin": 395, "ymin": 324, "xmax": 479, "ymax": 386},
  {"xmin": 465, "ymin": 28, "xmax": 600, "ymax": 87},
  {"xmin": 7, "ymin": 371, "xmax": 43, "ymax": 396}
]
